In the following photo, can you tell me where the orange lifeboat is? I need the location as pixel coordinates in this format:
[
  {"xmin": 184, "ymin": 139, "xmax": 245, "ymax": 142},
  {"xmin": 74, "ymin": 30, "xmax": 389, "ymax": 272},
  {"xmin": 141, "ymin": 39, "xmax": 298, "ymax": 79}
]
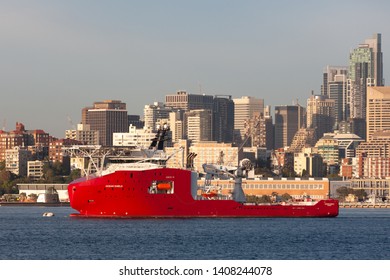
[
  {"xmin": 201, "ymin": 191, "xmax": 218, "ymax": 198},
  {"xmin": 157, "ymin": 182, "xmax": 172, "ymax": 190}
]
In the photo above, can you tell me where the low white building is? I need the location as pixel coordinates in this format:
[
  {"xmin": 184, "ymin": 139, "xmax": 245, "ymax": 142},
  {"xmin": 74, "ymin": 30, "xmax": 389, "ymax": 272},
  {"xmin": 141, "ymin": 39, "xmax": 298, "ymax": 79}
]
[
  {"xmin": 113, "ymin": 125, "xmax": 156, "ymax": 148},
  {"xmin": 17, "ymin": 184, "xmax": 69, "ymax": 202}
]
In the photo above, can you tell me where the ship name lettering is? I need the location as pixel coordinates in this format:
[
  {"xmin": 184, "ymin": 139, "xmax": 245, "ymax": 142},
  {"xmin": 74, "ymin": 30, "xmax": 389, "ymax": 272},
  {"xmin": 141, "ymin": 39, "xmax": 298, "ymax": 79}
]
[{"xmin": 105, "ymin": 185, "xmax": 123, "ymax": 188}]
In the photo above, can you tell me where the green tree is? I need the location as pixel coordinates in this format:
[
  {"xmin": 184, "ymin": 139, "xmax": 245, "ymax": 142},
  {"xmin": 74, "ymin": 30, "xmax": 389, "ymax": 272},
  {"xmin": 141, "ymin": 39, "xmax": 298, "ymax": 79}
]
[
  {"xmin": 281, "ymin": 164, "xmax": 296, "ymax": 177},
  {"xmin": 281, "ymin": 193, "xmax": 292, "ymax": 202},
  {"xmin": 246, "ymin": 195, "xmax": 258, "ymax": 203},
  {"xmin": 42, "ymin": 161, "xmax": 71, "ymax": 183},
  {"xmin": 301, "ymin": 169, "xmax": 310, "ymax": 177},
  {"xmin": 336, "ymin": 186, "xmax": 355, "ymax": 201},
  {"xmin": 65, "ymin": 169, "xmax": 81, "ymax": 183},
  {"xmin": 0, "ymin": 169, "xmax": 14, "ymax": 182},
  {"xmin": 52, "ymin": 161, "xmax": 66, "ymax": 175},
  {"xmin": 1, "ymin": 181, "xmax": 18, "ymax": 194},
  {"xmin": 258, "ymin": 195, "xmax": 272, "ymax": 203},
  {"xmin": 44, "ymin": 168, "xmax": 55, "ymax": 182},
  {"xmin": 0, "ymin": 170, "xmax": 17, "ymax": 195},
  {"xmin": 353, "ymin": 189, "xmax": 368, "ymax": 201},
  {"xmin": 254, "ymin": 166, "xmax": 275, "ymax": 177}
]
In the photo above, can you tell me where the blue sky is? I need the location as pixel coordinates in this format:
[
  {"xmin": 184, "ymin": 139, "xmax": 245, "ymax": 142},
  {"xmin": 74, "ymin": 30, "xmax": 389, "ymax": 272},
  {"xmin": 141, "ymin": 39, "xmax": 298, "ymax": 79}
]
[{"xmin": 1, "ymin": 0, "xmax": 389, "ymax": 137}]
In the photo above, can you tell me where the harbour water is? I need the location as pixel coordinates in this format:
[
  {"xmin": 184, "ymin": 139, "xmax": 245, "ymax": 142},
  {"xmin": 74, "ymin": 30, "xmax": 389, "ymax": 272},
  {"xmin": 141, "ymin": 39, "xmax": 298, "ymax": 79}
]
[{"xmin": 0, "ymin": 206, "xmax": 389, "ymax": 260}]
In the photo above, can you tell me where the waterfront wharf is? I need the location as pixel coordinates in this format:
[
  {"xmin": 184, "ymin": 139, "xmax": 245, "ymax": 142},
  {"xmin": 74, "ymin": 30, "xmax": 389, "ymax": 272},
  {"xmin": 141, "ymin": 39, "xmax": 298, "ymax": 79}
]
[
  {"xmin": 340, "ymin": 202, "xmax": 390, "ymax": 208},
  {"xmin": 0, "ymin": 202, "xmax": 70, "ymax": 207}
]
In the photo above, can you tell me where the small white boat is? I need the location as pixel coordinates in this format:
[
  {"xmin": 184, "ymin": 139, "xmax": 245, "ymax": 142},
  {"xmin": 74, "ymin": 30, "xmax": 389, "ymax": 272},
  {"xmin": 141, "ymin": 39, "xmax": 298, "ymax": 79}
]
[{"xmin": 42, "ymin": 212, "xmax": 55, "ymax": 217}]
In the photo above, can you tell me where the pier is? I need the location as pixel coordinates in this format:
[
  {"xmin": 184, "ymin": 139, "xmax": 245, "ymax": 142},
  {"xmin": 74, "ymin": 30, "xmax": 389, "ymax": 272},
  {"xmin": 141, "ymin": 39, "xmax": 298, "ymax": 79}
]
[{"xmin": 340, "ymin": 202, "xmax": 390, "ymax": 208}]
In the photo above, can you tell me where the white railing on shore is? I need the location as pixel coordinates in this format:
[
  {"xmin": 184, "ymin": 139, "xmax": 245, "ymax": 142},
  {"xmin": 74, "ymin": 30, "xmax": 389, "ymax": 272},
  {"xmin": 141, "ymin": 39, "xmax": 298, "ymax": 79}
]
[{"xmin": 340, "ymin": 202, "xmax": 390, "ymax": 208}]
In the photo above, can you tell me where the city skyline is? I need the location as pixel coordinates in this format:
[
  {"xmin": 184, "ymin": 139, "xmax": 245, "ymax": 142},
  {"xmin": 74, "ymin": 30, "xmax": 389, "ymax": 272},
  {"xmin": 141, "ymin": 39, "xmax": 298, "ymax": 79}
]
[{"xmin": 1, "ymin": 0, "xmax": 389, "ymax": 137}]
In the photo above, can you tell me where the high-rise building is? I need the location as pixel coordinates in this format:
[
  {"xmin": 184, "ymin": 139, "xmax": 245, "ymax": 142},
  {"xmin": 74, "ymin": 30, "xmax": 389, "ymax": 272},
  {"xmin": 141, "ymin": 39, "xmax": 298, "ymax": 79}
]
[
  {"xmin": 113, "ymin": 125, "xmax": 156, "ymax": 148},
  {"xmin": 143, "ymin": 102, "xmax": 172, "ymax": 131},
  {"xmin": 0, "ymin": 122, "xmax": 29, "ymax": 161},
  {"xmin": 264, "ymin": 106, "xmax": 274, "ymax": 150},
  {"xmin": 128, "ymin": 115, "xmax": 144, "ymax": 129},
  {"xmin": 348, "ymin": 33, "xmax": 383, "ymax": 120},
  {"xmin": 185, "ymin": 109, "xmax": 212, "ymax": 143},
  {"xmin": 81, "ymin": 100, "xmax": 128, "ymax": 146},
  {"xmin": 288, "ymin": 128, "xmax": 317, "ymax": 153},
  {"xmin": 365, "ymin": 33, "xmax": 384, "ymax": 86},
  {"xmin": 367, "ymin": 86, "xmax": 390, "ymax": 140},
  {"xmin": 169, "ymin": 111, "xmax": 184, "ymax": 143},
  {"xmin": 315, "ymin": 133, "xmax": 339, "ymax": 167},
  {"xmin": 332, "ymin": 133, "xmax": 363, "ymax": 159},
  {"xmin": 0, "ymin": 123, "xmax": 51, "ymax": 162},
  {"xmin": 5, "ymin": 146, "xmax": 31, "ymax": 176},
  {"xmin": 306, "ymin": 95, "xmax": 335, "ymax": 141},
  {"xmin": 213, "ymin": 95, "xmax": 234, "ymax": 143},
  {"xmin": 165, "ymin": 90, "xmax": 236, "ymax": 144},
  {"xmin": 65, "ymin": 124, "xmax": 99, "ymax": 145},
  {"xmin": 26, "ymin": 129, "xmax": 50, "ymax": 160},
  {"xmin": 27, "ymin": 160, "xmax": 44, "ymax": 181},
  {"xmin": 189, "ymin": 142, "xmax": 239, "ymax": 172},
  {"xmin": 293, "ymin": 148, "xmax": 324, "ymax": 177},
  {"xmin": 233, "ymin": 96, "xmax": 264, "ymax": 144},
  {"xmin": 274, "ymin": 105, "xmax": 305, "ymax": 149},
  {"xmin": 321, "ymin": 66, "xmax": 348, "ymax": 123},
  {"xmin": 356, "ymin": 130, "xmax": 390, "ymax": 178},
  {"xmin": 165, "ymin": 90, "xmax": 214, "ymax": 111},
  {"xmin": 49, "ymin": 138, "xmax": 81, "ymax": 163}
]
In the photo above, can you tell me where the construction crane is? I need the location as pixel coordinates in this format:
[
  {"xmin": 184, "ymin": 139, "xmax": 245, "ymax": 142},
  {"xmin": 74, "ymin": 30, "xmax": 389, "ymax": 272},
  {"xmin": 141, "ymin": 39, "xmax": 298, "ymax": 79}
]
[
  {"xmin": 2, "ymin": 118, "xmax": 6, "ymax": 131},
  {"xmin": 67, "ymin": 115, "xmax": 76, "ymax": 130},
  {"xmin": 227, "ymin": 116, "xmax": 261, "ymax": 166}
]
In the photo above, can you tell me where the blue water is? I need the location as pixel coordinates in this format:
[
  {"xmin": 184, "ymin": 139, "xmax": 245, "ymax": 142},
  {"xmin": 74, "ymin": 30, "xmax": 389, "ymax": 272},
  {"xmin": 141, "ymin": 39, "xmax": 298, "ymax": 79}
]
[{"xmin": 0, "ymin": 206, "xmax": 389, "ymax": 260}]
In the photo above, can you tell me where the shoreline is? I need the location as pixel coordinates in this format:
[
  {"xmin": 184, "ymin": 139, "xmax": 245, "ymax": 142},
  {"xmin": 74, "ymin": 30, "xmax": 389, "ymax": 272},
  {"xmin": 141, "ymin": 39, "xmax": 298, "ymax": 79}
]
[
  {"xmin": 339, "ymin": 202, "xmax": 390, "ymax": 208},
  {"xmin": 0, "ymin": 202, "xmax": 70, "ymax": 207}
]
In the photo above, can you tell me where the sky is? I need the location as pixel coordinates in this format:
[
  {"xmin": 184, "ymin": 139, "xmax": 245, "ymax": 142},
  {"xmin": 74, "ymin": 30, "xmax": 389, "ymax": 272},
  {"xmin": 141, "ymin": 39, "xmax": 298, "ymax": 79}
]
[{"xmin": 1, "ymin": 0, "xmax": 390, "ymax": 137}]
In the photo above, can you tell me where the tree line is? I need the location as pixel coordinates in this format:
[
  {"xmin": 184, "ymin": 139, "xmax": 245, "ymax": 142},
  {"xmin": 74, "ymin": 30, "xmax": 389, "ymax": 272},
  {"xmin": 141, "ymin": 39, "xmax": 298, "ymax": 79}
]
[{"xmin": 0, "ymin": 161, "xmax": 80, "ymax": 196}]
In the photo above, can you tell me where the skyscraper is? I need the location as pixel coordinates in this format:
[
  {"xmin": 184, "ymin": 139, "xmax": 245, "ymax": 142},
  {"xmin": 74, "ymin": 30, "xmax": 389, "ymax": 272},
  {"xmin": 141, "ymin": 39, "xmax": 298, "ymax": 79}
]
[
  {"xmin": 165, "ymin": 90, "xmax": 214, "ymax": 111},
  {"xmin": 128, "ymin": 115, "xmax": 144, "ymax": 129},
  {"xmin": 185, "ymin": 109, "xmax": 212, "ymax": 143},
  {"xmin": 233, "ymin": 96, "xmax": 264, "ymax": 144},
  {"xmin": 143, "ymin": 102, "xmax": 172, "ymax": 131},
  {"xmin": 169, "ymin": 111, "xmax": 184, "ymax": 143},
  {"xmin": 348, "ymin": 33, "xmax": 383, "ymax": 120},
  {"xmin": 65, "ymin": 124, "xmax": 99, "ymax": 145},
  {"xmin": 321, "ymin": 66, "xmax": 348, "ymax": 123},
  {"xmin": 274, "ymin": 104, "xmax": 305, "ymax": 149},
  {"xmin": 81, "ymin": 100, "xmax": 128, "ymax": 146},
  {"xmin": 165, "ymin": 91, "xmax": 229, "ymax": 144},
  {"xmin": 306, "ymin": 95, "xmax": 335, "ymax": 141},
  {"xmin": 366, "ymin": 86, "xmax": 390, "ymax": 140},
  {"xmin": 264, "ymin": 106, "xmax": 274, "ymax": 150},
  {"xmin": 213, "ymin": 95, "xmax": 234, "ymax": 143}
]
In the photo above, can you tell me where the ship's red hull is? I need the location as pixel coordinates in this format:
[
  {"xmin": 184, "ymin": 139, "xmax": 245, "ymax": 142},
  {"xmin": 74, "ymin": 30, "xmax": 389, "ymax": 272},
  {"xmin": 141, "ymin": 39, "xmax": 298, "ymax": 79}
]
[{"xmin": 68, "ymin": 168, "xmax": 339, "ymax": 218}]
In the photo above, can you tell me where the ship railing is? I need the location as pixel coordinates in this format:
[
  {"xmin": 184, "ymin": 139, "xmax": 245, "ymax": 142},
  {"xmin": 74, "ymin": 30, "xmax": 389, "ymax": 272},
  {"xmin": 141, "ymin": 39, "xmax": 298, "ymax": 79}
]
[
  {"xmin": 195, "ymin": 195, "xmax": 232, "ymax": 201},
  {"xmin": 101, "ymin": 162, "xmax": 161, "ymax": 175}
]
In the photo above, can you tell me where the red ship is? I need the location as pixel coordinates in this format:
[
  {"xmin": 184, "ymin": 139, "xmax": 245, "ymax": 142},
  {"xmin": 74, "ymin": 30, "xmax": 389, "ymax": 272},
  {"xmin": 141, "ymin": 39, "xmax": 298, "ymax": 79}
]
[{"xmin": 67, "ymin": 127, "xmax": 339, "ymax": 218}]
